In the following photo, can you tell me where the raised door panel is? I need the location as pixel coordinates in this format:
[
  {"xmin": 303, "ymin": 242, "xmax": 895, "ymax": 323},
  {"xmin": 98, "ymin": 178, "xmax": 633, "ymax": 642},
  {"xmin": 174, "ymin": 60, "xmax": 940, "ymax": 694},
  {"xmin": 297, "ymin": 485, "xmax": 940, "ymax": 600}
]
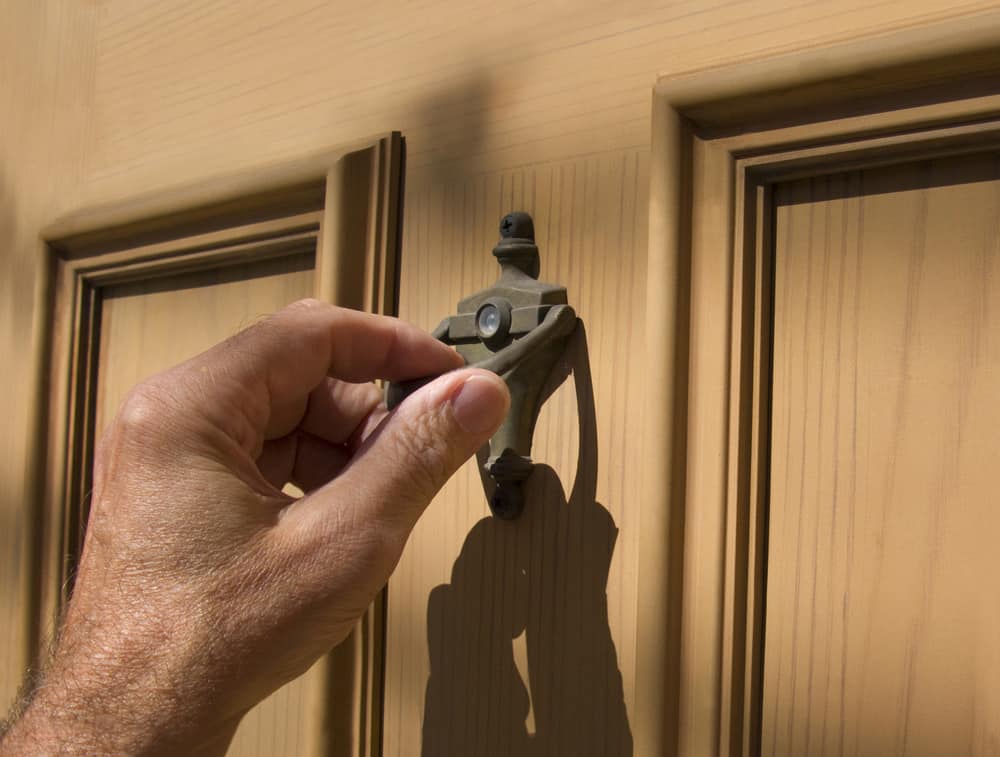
[
  {"xmin": 763, "ymin": 154, "xmax": 1000, "ymax": 756},
  {"xmin": 384, "ymin": 152, "xmax": 649, "ymax": 755}
]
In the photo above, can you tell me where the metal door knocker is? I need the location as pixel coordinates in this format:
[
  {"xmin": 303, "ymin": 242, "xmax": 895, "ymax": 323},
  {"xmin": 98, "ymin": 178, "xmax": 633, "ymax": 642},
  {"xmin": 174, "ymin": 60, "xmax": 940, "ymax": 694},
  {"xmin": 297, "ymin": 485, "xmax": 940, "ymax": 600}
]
[{"xmin": 386, "ymin": 212, "xmax": 578, "ymax": 519}]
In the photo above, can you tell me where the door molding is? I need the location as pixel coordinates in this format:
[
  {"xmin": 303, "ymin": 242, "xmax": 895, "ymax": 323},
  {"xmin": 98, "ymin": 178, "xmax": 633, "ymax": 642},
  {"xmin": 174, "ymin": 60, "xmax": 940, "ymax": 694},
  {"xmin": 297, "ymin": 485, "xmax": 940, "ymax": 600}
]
[
  {"xmin": 643, "ymin": 29, "xmax": 1000, "ymax": 757},
  {"xmin": 34, "ymin": 133, "xmax": 403, "ymax": 757}
]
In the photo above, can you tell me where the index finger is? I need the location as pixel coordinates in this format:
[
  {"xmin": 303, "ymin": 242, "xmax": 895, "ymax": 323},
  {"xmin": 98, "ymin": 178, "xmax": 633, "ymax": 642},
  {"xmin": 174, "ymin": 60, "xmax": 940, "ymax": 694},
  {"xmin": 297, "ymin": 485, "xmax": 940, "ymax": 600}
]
[
  {"xmin": 178, "ymin": 300, "xmax": 462, "ymax": 443},
  {"xmin": 239, "ymin": 299, "xmax": 463, "ymax": 395}
]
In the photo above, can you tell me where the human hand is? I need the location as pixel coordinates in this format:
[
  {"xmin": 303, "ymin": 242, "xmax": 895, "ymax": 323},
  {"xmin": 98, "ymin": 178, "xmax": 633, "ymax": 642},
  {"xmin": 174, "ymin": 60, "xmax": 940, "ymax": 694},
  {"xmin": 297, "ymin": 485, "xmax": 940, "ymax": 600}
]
[{"xmin": 1, "ymin": 300, "xmax": 509, "ymax": 756}]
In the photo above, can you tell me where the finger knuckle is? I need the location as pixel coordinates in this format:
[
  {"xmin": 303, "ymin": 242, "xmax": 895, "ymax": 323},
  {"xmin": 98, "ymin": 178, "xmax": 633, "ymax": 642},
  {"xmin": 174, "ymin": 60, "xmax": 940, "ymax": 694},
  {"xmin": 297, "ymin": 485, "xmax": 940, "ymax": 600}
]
[
  {"xmin": 116, "ymin": 383, "xmax": 167, "ymax": 436},
  {"xmin": 285, "ymin": 297, "xmax": 326, "ymax": 314},
  {"xmin": 112, "ymin": 379, "xmax": 189, "ymax": 451}
]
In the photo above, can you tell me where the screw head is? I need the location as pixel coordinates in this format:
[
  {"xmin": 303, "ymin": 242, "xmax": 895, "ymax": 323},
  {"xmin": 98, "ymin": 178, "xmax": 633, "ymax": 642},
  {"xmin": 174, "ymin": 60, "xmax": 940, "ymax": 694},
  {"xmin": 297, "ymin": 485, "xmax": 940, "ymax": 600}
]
[
  {"xmin": 490, "ymin": 484, "xmax": 524, "ymax": 519},
  {"xmin": 498, "ymin": 212, "xmax": 534, "ymax": 240}
]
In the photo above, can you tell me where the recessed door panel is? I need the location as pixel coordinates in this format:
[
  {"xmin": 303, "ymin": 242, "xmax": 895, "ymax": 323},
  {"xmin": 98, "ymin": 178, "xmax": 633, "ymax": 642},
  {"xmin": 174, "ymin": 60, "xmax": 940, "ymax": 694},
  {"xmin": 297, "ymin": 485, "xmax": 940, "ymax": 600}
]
[
  {"xmin": 96, "ymin": 253, "xmax": 318, "ymax": 757},
  {"xmin": 764, "ymin": 154, "xmax": 1000, "ymax": 757}
]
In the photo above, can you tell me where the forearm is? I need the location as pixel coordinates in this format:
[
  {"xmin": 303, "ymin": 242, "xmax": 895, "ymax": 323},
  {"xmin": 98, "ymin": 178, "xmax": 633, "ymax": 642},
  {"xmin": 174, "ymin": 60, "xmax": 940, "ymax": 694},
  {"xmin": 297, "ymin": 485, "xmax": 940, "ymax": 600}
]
[
  {"xmin": 1, "ymin": 616, "xmax": 238, "ymax": 757},
  {"xmin": 2, "ymin": 667, "xmax": 240, "ymax": 757}
]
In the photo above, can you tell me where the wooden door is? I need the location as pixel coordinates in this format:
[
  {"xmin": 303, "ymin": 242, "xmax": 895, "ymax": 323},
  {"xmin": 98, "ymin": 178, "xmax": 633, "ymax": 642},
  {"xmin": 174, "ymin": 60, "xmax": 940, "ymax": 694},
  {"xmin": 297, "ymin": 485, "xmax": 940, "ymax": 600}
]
[
  {"xmin": 657, "ymin": 43, "xmax": 1000, "ymax": 757},
  {"xmin": 7, "ymin": 6, "xmax": 1000, "ymax": 757},
  {"xmin": 762, "ymin": 153, "xmax": 1000, "ymax": 757},
  {"xmin": 375, "ymin": 34, "xmax": 1000, "ymax": 757}
]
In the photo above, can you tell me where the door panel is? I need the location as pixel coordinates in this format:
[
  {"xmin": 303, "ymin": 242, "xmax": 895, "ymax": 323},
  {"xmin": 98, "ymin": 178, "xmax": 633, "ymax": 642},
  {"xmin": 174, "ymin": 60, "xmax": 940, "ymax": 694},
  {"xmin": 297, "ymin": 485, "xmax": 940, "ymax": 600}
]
[
  {"xmin": 35, "ymin": 135, "xmax": 403, "ymax": 756},
  {"xmin": 385, "ymin": 152, "xmax": 648, "ymax": 755},
  {"xmin": 763, "ymin": 154, "xmax": 1000, "ymax": 756},
  {"xmin": 97, "ymin": 253, "xmax": 314, "ymax": 437},
  {"xmin": 7, "ymin": 5, "xmax": 1000, "ymax": 754},
  {"xmin": 96, "ymin": 253, "xmax": 321, "ymax": 757}
]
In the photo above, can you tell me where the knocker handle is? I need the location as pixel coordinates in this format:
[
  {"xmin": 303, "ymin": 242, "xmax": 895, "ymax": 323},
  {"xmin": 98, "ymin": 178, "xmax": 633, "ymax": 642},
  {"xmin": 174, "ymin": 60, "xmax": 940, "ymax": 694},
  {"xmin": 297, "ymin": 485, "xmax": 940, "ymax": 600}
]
[
  {"xmin": 384, "ymin": 304, "xmax": 575, "ymax": 411},
  {"xmin": 381, "ymin": 212, "xmax": 577, "ymax": 519}
]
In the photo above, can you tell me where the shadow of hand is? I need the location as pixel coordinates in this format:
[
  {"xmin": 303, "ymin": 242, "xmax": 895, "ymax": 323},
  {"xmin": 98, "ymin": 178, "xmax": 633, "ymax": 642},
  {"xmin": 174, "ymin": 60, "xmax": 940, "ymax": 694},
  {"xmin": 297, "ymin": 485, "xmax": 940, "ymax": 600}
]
[
  {"xmin": 422, "ymin": 470, "xmax": 632, "ymax": 757},
  {"xmin": 422, "ymin": 324, "xmax": 632, "ymax": 756}
]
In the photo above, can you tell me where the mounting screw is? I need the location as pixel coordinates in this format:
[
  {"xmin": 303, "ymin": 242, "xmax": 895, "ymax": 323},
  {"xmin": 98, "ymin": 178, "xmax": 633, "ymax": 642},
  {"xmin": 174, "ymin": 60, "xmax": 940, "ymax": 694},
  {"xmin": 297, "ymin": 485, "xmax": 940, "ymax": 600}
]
[
  {"xmin": 498, "ymin": 212, "xmax": 534, "ymax": 240},
  {"xmin": 490, "ymin": 483, "xmax": 524, "ymax": 520}
]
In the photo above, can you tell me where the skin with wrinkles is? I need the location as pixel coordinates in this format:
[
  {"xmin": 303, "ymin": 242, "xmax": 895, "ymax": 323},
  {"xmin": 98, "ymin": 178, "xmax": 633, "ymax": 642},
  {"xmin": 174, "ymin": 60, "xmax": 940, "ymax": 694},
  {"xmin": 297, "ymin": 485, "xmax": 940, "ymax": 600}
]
[{"xmin": 0, "ymin": 300, "xmax": 510, "ymax": 756}]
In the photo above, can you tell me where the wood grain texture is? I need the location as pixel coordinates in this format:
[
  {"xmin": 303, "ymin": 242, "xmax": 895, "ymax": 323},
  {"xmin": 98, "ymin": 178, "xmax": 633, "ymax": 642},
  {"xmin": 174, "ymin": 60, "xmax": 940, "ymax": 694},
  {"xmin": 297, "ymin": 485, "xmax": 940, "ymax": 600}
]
[
  {"xmin": 32, "ymin": 135, "xmax": 399, "ymax": 755},
  {"xmin": 0, "ymin": 0, "xmax": 98, "ymax": 709},
  {"xmin": 763, "ymin": 154, "xmax": 1000, "ymax": 757},
  {"xmin": 97, "ymin": 254, "xmax": 321, "ymax": 757},
  {"xmin": 96, "ymin": 254, "xmax": 314, "ymax": 436},
  {"xmin": 79, "ymin": 0, "xmax": 1000, "ymax": 209},
  {"xmin": 37, "ymin": 213, "xmax": 322, "ymax": 645},
  {"xmin": 663, "ymin": 82, "xmax": 1000, "ymax": 757},
  {"xmin": 5, "ymin": 0, "xmax": 1000, "ymax": 746},
  {"xmin": 386, "ymin": 150, "xmax": 648, "ymax": 755}
]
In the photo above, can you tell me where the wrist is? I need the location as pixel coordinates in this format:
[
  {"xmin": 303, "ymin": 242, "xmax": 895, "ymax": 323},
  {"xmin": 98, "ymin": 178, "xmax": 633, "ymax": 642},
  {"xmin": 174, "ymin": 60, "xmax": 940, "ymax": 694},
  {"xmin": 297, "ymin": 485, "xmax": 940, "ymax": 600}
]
[
  {"xmin": 3, "ymin": 670, "xmax": 238, "ymax": 757},
  {"xmin": 3, "ymin": 657, "xmax": 165, "ymax": 756}
]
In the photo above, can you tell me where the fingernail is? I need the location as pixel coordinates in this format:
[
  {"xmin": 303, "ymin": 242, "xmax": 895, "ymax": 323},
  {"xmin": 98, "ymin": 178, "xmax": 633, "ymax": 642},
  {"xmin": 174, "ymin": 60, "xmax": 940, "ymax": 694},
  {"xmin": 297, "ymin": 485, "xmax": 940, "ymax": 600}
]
[{"xmin": 449, "ymin": 373, "xmax": 509, "ymax": 435}]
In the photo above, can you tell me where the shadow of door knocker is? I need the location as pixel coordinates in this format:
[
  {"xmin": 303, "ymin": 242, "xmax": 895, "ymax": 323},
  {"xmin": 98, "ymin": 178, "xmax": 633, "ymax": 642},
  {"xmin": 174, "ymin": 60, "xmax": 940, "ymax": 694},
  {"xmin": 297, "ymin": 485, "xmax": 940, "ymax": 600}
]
[{"xmin": 385, "ymin": 212, "xmax": 578, "ymax": 520}]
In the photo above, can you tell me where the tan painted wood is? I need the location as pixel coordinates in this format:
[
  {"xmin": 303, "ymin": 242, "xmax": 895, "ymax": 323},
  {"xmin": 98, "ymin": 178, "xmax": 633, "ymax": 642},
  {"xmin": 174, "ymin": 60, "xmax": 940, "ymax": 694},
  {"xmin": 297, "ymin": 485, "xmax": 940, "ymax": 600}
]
[
  {"xmin": 635, "ymin": 86, "xmax": 688, "ymax": 757},
  {"xmin": 656, "ymin": 51, "xmax": 1000, "ymax": 757},
  {"xmin": 316, "ymin": 132, "xmax": 404, "ymax": 757},
  {"xmin": 39, "ymin": 231, "xmax": 326, "ymax": 757},
  {"xmin": 97, "ymin": 254, "xmax": 320, "ymax": 757},
  {"xmin": 763, "ymin": 154, "xmax": 1000, "ymax": 757},
  {"xmin": 30, "ymin": 135, "xmax": 402, "ymax": 754},
  {"xmin": 38, "ymin": 213, "xmax": 323, "ymax": 648},
  {"xmin": 0, "ymin": 1, "xmax": 99, "ymax": 710},
  {"xmin": 386, "ymin": 151, "xmax": 648, "ymax": 756},
  {"xmin": 96, "ymin": 254, "xmax": 314, "ymax": 435},
  {"xmin": 78, "ymin": 1, "xmax": 1000, "ymax": 208},
  {"xmin": 7, "ymin": 1, "xmax": 1000, "ymax": 753}
]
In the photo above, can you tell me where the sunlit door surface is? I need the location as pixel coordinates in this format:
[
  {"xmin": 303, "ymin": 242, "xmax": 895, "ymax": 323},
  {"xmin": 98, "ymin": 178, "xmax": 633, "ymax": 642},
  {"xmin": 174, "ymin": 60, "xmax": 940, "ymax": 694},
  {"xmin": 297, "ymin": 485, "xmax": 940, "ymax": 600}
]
[{"xmin": 764, "ymin": 154, "xmax": 1000, "ymax": 756}]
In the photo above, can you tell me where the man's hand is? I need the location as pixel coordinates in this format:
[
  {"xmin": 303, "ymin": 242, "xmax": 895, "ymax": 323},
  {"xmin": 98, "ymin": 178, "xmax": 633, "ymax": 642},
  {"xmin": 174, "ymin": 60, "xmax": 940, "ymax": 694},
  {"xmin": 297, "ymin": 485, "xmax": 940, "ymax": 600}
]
[{"xmin": 1, "ymin": 300, "xmax": 509, "ymax": 756}]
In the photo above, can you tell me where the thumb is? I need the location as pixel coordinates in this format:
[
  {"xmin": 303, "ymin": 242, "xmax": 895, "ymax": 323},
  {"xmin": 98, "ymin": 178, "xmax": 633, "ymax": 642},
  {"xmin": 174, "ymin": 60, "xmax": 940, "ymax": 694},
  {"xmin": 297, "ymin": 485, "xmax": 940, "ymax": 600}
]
[{"xmin": 335, "ymin": 367, "xmax": 509, "ymax": 529}]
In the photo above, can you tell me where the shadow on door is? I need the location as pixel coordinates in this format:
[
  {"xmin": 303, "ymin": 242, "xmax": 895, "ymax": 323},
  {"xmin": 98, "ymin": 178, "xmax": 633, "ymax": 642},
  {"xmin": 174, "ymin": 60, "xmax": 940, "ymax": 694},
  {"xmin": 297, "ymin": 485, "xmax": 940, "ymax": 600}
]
[{"xmin": 422, "ymin": 324, "xmax": 633, "ymax": 756}]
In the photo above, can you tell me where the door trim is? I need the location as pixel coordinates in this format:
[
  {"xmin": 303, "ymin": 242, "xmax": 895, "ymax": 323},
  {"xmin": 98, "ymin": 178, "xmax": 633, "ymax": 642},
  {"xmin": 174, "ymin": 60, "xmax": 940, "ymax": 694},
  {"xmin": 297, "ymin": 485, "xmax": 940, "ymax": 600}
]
[
  {"xmin": 644, "ymin": 26, "xmax": 1000, "ymax": 757},
  {"xmin": 35, "ymin": 132, "xmax": 403, "ymax": 757}
]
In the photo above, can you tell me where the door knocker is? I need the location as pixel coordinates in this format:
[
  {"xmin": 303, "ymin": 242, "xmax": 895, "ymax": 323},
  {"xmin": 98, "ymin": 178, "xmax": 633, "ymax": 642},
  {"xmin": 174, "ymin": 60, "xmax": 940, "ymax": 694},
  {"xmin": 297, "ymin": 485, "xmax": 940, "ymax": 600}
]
[{"xmin": 386, "ymin": 212, "xmax": 578, "ymax": 519}]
